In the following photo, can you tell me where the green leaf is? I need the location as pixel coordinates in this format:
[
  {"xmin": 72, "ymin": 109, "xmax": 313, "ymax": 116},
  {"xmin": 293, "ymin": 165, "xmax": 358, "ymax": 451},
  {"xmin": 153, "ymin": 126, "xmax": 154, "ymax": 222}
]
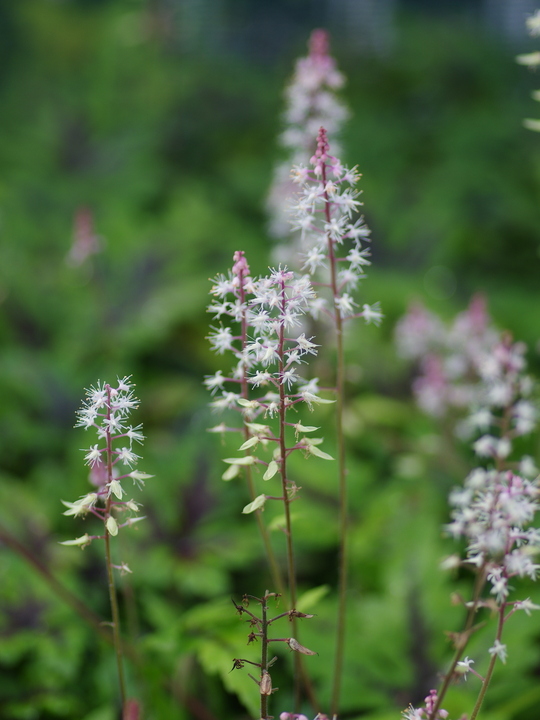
[
  {"xmin": 263, "ymin": 460, "xmax": 278, "ymax": 480},
  {"xmin": 238, "ymin": 436, "xmax": 259, "ymax": 451},
  {"xmin": 294, "ymin": 423, "xmax": 319, "ymax": 433},
  {"xmin": 223, "ymin": 455, "xmax": 256, "ymax": 466},
  {"xmin": 222, "ymin": 464, "xmax": 241, "ymax": 481},
  {"xmin": 197, "ymin": 640, "xmax": 259, "ymax": 718},
  {"xmin": 296, "ymin": 584, "xmax": 330, "ymax": 613},
  {"xmin": 308, "ymin": 445, "xmax": 334, "ymax": 460}
]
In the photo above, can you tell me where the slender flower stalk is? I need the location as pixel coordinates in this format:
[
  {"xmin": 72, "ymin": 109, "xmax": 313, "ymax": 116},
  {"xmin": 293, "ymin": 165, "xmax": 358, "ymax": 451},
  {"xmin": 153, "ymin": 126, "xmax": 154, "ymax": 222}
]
[
  {"xmin": 231, "ymin": 591, "xmax": 316, "ymax": 720},
  {"xmin": 207, "ymin": 252, "xmax": 285, "ymax": 596},
  {"xmin": 61, "ymin": 377, "xmax": 150, "ymax": 711},
  {"xmin": 207, "ymin": 255, "xmax": 331, "ymax": 707},
  {"xmin": 419, "ymin": 335, "xmax": 540, "ymax": 720},
  {"xmin": 289, "ymin": 127, "xmax": 382, "ymax": 714}
]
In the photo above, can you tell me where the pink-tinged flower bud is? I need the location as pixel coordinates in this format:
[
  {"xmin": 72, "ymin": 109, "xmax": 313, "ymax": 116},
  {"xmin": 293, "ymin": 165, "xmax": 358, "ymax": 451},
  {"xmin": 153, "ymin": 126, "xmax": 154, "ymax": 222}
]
[
  {"xmin": 89, "ymin": 458, "xmax": 108, "ymax": 487},
  {"xmin": 267, "ymin": 29, "xmax": 348, "ymax": 239},
  {"xmin": 233, "ymin": 250, "xmax": 250, "ymax": 278}
]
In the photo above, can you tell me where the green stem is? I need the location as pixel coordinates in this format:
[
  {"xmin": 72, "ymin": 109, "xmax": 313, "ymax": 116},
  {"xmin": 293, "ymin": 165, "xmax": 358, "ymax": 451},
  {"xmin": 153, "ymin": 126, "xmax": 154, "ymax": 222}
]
[
  {"xmin": 321, "ymin": 160, "xmax": 348, "ymax": 717},
  {"xmin": 105, "ymin": 530, "xmax": 127, "ymax": 708},
  {"xmin": 276, "ymin": 283, "xmax": 319, "ymax": 714},
  {"xmin": 105, "ymin": 385, "xmax": 127, "ymax": 710},
  {"xmin": 260, "ymin": 593, "xmax": 269, "ymax": 720},
  {"xmin": 277, "ymin": 281, "xmax": 306, "ymax": 712},
  {"xmin": 469, "ymin": 607, "xmax": 506, "ymax": 720},
  {"xmin": 238, "ymin": 262, "xmax": 285, "ymax": 598},
  {"xmin": 246, "ymin": 464, "xmax": 285, "ymax": 598},
  {"xmin": 427, "ymin": 563, "xmax": 487, "ymax": 720},
  {"xmin": 277, "ymin": 294, "xmax": 297, "ymax": 611}
]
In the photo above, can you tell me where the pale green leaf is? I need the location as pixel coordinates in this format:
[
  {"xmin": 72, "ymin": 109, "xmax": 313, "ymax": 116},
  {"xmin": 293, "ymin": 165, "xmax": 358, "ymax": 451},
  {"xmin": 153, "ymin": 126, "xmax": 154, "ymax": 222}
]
[
  {"xmin": 242, "ymin": 494, "xmax": 267, "ymax": 514},
  {"xmin": 238, "ymin": 436, "xmax": 260, "ymax": 451},
  {"xmin": 263, "ymin": 460, "xmax": 279, "ymax": 480},
  {"xmin": 106, "ymin": 516, "xmax": 118, "ymax": 536},
  {"xmin": 308, "ymin": 445, "xmax": 334, "ymax": 460},
  {"xmin": 297, "ymin": 584, "xmax": 330, "ymax": 612},
  {"xmin": 222, "ymin": 464, "xmax": 241, "ymax": 481},
  {"xmin": 223, "ymin": 456, "xmax": 256, "ymax": 466},
  {"xmin": 59, "ymin": 533, "xmax": 91, "ymax": 547}
]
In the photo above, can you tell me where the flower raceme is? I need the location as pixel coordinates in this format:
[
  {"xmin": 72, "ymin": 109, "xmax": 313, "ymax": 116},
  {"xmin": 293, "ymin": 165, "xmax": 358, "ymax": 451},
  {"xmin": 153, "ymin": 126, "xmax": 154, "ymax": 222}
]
[
  {"xmin": 61, "ymin": 377, "xmax": 150, "ymax": 551},
  {"xmin": 268, "ymin": 29, "xmax": 349, "ymax": 239},
  {"xmin": 446, "ymin": 336, "xmax": 540, "ymax": 617},
  {"xmin": 289, "ymin": 127, "xmax": 382, "ymax": 328},
  {"xmin": 395, "ymin": 295, "xmax": 499, "ymax": 418},
  {"xmin": 205, "ymin": 252, "xmax": 334, "ymax": 509}
]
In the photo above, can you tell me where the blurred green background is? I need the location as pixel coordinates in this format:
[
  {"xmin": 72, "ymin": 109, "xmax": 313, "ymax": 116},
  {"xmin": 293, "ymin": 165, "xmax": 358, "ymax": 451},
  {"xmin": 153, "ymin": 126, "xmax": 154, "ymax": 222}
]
[{"xmin": 1, "ymin": 1, "xmax": 540, "ymax": 718}]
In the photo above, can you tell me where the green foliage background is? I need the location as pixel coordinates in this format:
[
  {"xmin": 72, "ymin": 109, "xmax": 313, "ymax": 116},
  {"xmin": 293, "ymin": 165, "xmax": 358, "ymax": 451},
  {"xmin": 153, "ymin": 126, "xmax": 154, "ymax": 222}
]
[{"xmin": 0, "ymin": 1, "xmax": 540, "ymax": 719}]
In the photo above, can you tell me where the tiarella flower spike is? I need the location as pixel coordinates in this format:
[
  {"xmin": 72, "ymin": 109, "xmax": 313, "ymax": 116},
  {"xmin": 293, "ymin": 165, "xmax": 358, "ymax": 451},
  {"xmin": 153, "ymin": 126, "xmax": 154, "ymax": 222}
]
[
  {"xmin": 395, "ymin": 295, "xmax": 499, "ymax": 419},
  {"xmin": 289, "ymin": 127, "xmax": 381, "ymax": 327},
  {"xmin": 61, "ymin": 377, "xmax": 150, "ymax": 549},
  {"xmin": 206, "ymin": 253, "xmax": 333, "ymax": 493},
  {"xmin": 446, "ymin": 336, "xmax": 540, "ymax": 615},
  {"xmin": 268, "ymin": 29, "xmax": 349, "ymax": 241}
]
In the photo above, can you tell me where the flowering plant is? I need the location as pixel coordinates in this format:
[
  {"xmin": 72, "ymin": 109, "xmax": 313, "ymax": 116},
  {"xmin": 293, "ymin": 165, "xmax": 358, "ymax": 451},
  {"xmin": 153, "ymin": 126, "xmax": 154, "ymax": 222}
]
[{"xmin": 61, "ymin": 376, "xmax": 150, "ymax": 712}]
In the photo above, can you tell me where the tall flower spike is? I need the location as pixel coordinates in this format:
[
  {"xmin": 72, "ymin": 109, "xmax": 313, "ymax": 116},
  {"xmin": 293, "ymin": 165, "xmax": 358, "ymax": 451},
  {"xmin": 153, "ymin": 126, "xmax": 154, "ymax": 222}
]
[
  {"xmin": 62, "ymin": 377, "xmax": 150, "ymax": 712},
  {"xmin": 423, "ymin": 335, "xmax": 539, "ymax": 720},
  {"xmin": 290, "ymin": 127, "xmax": 381, "ymax": 327},
  {"xmin": 206, "ymin": 254, "xmax": 330, "ymax": 707},
  {"xmin": 395, "ymin": 295, "xmax": 498, "ymax": 420},
  {"xmin": 268, "ymin": 29, "xmax": 349, "ymax": 242},
  {"xmin": 289, "ymin": 128, "xmax": 382, "ymax": 716},
  {"xmin": 64, "ymin": 377, "xmax": 148, "ymax": 548}
]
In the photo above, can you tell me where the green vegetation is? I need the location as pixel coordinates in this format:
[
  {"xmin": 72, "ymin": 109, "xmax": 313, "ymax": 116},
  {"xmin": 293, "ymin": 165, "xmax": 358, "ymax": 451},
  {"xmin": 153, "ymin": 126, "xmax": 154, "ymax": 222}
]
[{"xmin": 0, "ymin": 2, "xmax": 539, "ymax": 719}]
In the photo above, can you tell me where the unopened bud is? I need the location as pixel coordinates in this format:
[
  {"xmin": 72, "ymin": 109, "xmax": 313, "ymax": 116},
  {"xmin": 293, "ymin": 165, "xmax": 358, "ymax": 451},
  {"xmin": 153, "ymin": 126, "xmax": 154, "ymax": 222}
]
[{"xmin": 260, "ymin": 670, "xmax": 272, "ymax": 695}]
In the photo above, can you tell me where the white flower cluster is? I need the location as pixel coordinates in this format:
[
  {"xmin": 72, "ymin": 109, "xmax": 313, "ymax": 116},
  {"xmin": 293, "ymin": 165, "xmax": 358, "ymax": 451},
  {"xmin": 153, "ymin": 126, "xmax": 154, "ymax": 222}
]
[
  {"xmin": 470, "ymin": 339, "xmax": 537, "ymax": 447},
  {"xmin": 61, "ymin": 377, "xmax": 150, "ymax": 549},
  {"xmin": 281, "ymin": 29, "xmax": 348, "ymax": 161},
  {"xmin": 268, "ymin": 28, "xmax": 349, "ymax": 239},
  {"xmin": 206, "ymin": 252, "xmax": 334, "ymax": 498},
  {"xmin": 395, "ymin": 295, "xmax": 499, "ymax": 418},
  {"xmin": 447, "ymin": 467, "xmax": 540, "ymax": 596},
  {"xmin": 288, "ymin": 127, "xmax": 382, "ymax": 327},
  {"xmin": 207, "ymin": 253, "xmax": 326, "ymax": 416},
  {"xmin": 445, "ymin": 337, "xmax": 540, "ymax": 661}
]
